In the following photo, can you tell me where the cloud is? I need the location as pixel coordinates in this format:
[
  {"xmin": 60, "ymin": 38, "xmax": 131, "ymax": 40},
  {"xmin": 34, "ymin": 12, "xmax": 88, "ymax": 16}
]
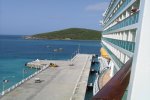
[{"xmin": 85, "ymin": 2, "xmax": 109, "ymax": 12}]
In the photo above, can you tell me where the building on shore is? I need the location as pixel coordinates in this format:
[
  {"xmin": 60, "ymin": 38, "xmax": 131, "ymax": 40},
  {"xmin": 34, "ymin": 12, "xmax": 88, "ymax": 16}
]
[{"xmin": 93, "ymin": 0, "xmax": 150, "ymax": 100}]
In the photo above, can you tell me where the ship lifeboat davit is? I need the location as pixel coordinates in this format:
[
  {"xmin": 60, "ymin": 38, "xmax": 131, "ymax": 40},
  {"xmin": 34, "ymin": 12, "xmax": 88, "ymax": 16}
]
[{"xmin": 100, "ymin": 48, "xmax": 110, "ymax": 59}]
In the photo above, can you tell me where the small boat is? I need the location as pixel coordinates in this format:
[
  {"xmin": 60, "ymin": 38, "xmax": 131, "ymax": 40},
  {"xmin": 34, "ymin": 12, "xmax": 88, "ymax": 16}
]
[
  {"xmin": 58, "ymin": 48, "xmax": 63, "ymax": 51},
  {"xmin": 46, "ymin": 44, "xmax": 52, "ymax": 48},
  {"xmin": 53, "ymin": 49, "xmax": 59, "ymax": 52},
  {"xmin": 53, "ymin": 48, "xmax": 64, "ymax": 52}
]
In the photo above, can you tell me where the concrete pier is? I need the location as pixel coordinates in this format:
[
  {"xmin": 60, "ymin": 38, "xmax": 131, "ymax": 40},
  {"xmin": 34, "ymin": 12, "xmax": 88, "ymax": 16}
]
[
  {"xmin": 0, "ymin": 54, "xmax": 93, "ymax": 100},
  {"xmin": 26, "ymin": 59, "xmax": 50, "ymax": 69}
]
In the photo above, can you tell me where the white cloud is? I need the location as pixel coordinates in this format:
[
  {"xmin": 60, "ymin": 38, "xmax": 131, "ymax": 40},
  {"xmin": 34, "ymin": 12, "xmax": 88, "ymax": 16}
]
[{"xmin": 85, "ymin": 2, "xmax": 109, "ymax": 12}]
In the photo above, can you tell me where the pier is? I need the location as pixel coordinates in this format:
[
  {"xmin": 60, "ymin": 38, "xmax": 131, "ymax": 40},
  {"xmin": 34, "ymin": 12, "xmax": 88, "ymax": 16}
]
[{"xmin": 0, "ymin": 54, "xmax": 93, "ymax": 100}]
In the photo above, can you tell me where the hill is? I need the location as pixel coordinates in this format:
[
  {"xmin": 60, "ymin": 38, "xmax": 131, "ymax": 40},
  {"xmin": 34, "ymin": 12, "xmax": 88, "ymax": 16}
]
[{"xmin": 27, "ymin": 28, "xmax": 101, "ymax": 40}]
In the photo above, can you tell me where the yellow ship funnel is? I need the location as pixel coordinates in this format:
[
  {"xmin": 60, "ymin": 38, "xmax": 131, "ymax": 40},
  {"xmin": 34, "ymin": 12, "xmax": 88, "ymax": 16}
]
[{"xmin": 100, "ymin": 48, "xmax": 110, "ymax": 59}]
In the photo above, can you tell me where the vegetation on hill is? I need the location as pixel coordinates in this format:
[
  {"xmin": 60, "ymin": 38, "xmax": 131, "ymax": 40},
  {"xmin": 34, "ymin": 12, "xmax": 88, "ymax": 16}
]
[{"xmin": 30, "ymin": 28, "xmax": 101, "ymax": 40}]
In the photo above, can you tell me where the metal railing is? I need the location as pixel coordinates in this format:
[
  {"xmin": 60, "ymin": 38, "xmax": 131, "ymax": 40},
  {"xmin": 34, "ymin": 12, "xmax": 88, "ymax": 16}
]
[
  {"xmin": 93, "ymin": 57, "xmax": 110, "ymax": 95},
  {"xmin": 93, "ymin": 76, "xmax": 99, "ymax": 95},
  {"xmin": 103, "ymin": 37, "xmax": 135, "ymax": 52},
  {"xmin": 93, "ymin": 67, "xmax": 110, "ymax": 96},
  {"xmin": 0, "ymin": 65, "xmax": 49, "ymax": 98},
  {"xmin": 104, "ymin": 0, "xmax": 133, "ymax": 28},
  {"xmin": 104, "ymin": 0, "xmax": 123, "ymax": 23},
  {"xmin": 103, "ymin": 11, "xmax": 139, "ymax": 34},
  {"xmin": 92, "ymin": 58, "xmax": 132, "ymax": 100}
]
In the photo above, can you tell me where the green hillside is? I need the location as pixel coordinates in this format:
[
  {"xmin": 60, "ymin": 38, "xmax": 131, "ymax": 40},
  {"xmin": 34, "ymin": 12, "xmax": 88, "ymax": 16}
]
[{"xmin": 30, "ymin": 28, "xmax": 101, "ymax": 40}]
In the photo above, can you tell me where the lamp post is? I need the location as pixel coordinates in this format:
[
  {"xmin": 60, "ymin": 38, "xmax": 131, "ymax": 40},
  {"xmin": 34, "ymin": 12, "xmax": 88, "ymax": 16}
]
[
  {"xmin": 77, "ymin": 44, "xmax": 80, "ymax": 54},
  {"xmin": 2, "ymin": 76, "xmax": 15, "ymax": 92},
  {"xmin": 71, "ymin": 52, "xmax": 75, "ymax": 60}
]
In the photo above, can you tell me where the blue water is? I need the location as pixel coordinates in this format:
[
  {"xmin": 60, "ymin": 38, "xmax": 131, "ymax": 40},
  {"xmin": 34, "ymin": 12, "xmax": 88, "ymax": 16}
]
[{"xmin": 0, "ymin": 35, "xmax": 101, "ymax": 92}]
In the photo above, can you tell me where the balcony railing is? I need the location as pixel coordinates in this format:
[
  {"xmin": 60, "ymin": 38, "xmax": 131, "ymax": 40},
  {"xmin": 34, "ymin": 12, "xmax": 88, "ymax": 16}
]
[
  {"xmin": 104, "ymin": 0, "xmax": 120, "ymax": 21},
  {"xmin": 103, "ymin": 11, "xmax": 139, "ymax": 34},
  {"xmin": 102, "ymin": 44, "xmax": 124, "ymax": 68},
  {"xmin": 103, "ymin": 37, "xmax": 135, "ymax": 52},
  {"xmin": 104, "ymin": 0, "xmax": 133, "ymax": 27}
]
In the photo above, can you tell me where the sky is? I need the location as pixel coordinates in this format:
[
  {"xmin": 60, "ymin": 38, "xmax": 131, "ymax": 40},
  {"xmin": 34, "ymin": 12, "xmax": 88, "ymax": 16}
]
[{"xmin": 0, "ymin": 0, "xmax": 110, "ymax": 35}]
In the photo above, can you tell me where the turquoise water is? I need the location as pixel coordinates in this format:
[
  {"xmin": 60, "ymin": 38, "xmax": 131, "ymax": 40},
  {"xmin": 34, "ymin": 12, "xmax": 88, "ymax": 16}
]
[{"xmin": 0, "ymin": 35, "xmax": 101, "ymax": 92}]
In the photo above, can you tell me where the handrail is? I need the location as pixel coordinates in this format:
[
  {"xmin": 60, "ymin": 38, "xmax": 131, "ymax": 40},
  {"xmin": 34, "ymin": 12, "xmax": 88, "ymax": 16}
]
[
  {"xmin": 103, "ymin": 11, "xmax": 139, "ymax": 34},
  {"xmin": 104, "ymin": 0, "xmax": 122, "ymax": 23},
  {"xmin": 103, "ymin": 37, "xmax": 135, "ymax": 52},
  {"xmin": 103, "ymin": 0, "xmax": 134, "ymax": 28},
  {"xmin": 98, "ymin": 68, "xmax": 110, "ymax": 90},
  {"xmin": 93, "ymin": 67, "xmax": 109, "ymax": 96},
  {"xmin": 92, "ymin": 58, "xmax": 132, "ymax": 100}
]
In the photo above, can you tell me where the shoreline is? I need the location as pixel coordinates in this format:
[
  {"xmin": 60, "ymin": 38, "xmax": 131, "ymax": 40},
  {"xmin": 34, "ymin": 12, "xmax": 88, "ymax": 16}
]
[{"xmin": 23, "ymin": 36, "xmax": 100, "ymax": 41}]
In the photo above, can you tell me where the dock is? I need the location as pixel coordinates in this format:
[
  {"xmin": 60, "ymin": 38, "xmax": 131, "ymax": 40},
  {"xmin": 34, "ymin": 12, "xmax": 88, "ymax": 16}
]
[{"xmin": 0, "ymin": 54, "xmax": 93, "ymax": 100}]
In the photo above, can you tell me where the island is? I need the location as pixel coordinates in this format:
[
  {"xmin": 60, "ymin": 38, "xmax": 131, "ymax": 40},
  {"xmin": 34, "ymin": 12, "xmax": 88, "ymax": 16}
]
[{"xmin": 25, "ymin": 28, "xmax": 102, "ymax": 40}]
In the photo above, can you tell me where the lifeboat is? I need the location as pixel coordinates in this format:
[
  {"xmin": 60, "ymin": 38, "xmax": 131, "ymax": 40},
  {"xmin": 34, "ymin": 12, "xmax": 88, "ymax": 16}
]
[{"xmin": 100, "ymin": 48, "xmax": 110, "ymax": 59}]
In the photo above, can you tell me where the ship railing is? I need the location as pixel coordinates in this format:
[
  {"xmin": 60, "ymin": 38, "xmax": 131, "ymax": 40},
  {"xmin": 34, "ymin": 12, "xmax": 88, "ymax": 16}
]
[
  {"xmin": 93, "ymin": 76, "xmax": 99, "ymax": 95},
  {"xmin": 99, "ymin": 57, "xmax": 109, "ymax": 73},
  {"xmin": 93, "ymin": 67, "xmax": 110, "ymax": 95}
]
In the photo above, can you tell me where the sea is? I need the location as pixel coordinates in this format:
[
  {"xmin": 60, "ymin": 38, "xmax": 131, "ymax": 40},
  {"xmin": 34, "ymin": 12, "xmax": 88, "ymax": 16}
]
[{"xmin": 0, "ymin": 35, "xmax": 101, "ymax": 96}]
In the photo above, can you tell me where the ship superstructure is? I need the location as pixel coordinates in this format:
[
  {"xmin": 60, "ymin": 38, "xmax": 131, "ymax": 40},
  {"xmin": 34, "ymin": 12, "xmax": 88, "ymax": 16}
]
[{"xmin": 93, "ymin": 0, "xmax": 150, "ymax": 99}]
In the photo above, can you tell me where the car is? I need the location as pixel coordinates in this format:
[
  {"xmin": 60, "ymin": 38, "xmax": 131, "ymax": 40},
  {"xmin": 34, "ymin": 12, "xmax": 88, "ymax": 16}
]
[{"xmin": 34, "ymin": 77, "xmax": 41, "ymax": 83}]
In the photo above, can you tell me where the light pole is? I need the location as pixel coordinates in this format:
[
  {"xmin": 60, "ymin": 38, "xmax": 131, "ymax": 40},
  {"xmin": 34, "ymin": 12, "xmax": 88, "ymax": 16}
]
[
  {"xmin": 2, "ymin": 76, "xmax": 15, "ymax": 92},
  {"xmin": 71, "ymin": 52, "xmax": 74, "ymax": 60},
  {"xmin": 77, "ymin": 44, "xmax": 80, "ymax": 54}
]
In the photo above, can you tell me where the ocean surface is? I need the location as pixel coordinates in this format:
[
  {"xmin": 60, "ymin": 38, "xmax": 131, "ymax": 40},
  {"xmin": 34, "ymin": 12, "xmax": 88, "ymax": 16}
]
[{"xmin": 0, "ymin": 35, "xmax": 101, "ymax": 93}]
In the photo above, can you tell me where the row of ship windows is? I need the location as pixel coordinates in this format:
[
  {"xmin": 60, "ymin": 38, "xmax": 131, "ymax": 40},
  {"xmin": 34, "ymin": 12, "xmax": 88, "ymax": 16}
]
[
  {"xmin": 103, "ymin": 29, "xmax": 136, "ymax": 42},
  {"xmin": 102, "ymin": 41, "xmax": 130, "ymax": 68},
  {"xmin": 104, "ymin": 0, "xmax": 140, "ymax": 27},
  {"xmin": 103, "ymin": 11, "xmax": 139, "ymax": 34}
]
